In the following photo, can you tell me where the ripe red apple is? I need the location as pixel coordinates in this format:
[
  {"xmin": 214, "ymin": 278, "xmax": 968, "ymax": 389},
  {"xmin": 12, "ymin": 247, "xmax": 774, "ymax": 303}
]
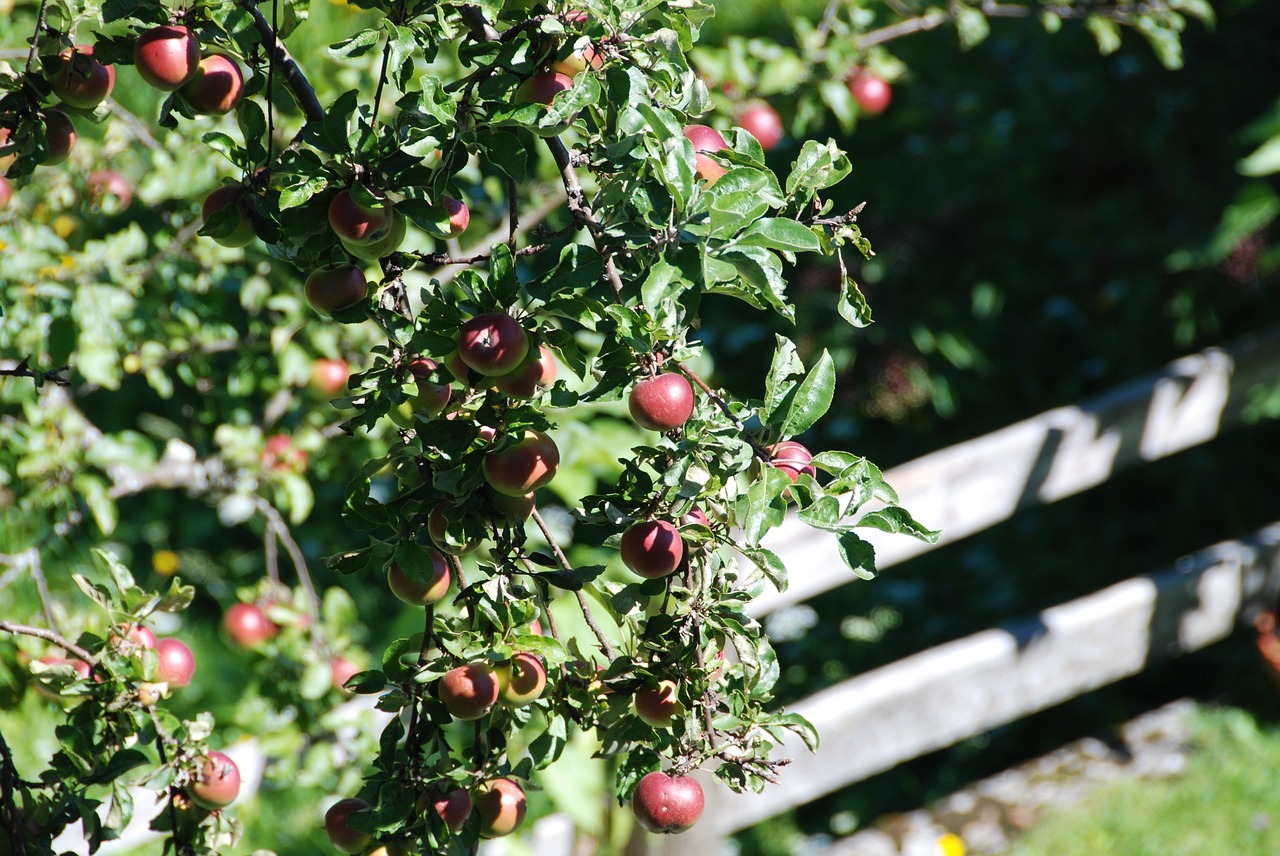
[
  {"xmin": 474, "ymin": 777, "xmax": 527, "ymax": 838},
  {"xmin": 407, "ymin": 357, "xmax": 451, "ymax": 416},
  {"xmin": 488, "ymin": 489, "xmax": 535, "ymax": 522},
  {"xmin": 694, "ymin": 153, "xmax": 726, "ymax": 187},
  {"xmin": 0, "ymin": 127, "xmax": 14, "ymax": 174},
  {"xmin": 189, "ymin": 751, "xmax": 240, "ymax": 811},
  {"xmin": 311, "ymin": 358, "xmax": 350, "ymax": 396},
  {"xmin": 341, "ymin": 209, "xmax": 407, "ymax": 260},
  {"xmin": 223, "ymin": 603, "xmax": 278, "ymax": 648},
  {"xmin": 768, "ymin": 440, "xmax": 816, "ymax": 483},
  {"xmin": 739, "ymin": 101, "xmax": 783, "ymax": 151},
  {"xmin": 552, "ymin": 44, "xmax": 603, "ymax": 77},
  {"xmin": 329, "ymin": 187, "xmax": 393, "ymax": 245},
  {"xmin": 458, "ymin": 312, "xmax": 530, "ymax": 376},
  {"xmin": 87, "ymin": 170, "xmax": 133, "ymax": 211},
  {"xmin": 632, "ymin": 771, "xmax": 704, "ymax": 834},
  {"xmin": 331, "ymin": 656, "xmax": 361, "ymax": 695},
  {"xmin": 181, "ymin": 54, "xmax": 244, "ymax": 115},
  {"xmin": 496, "ymin": 652, "xmax": 546, "ymax": 707},
  {"xmin": 0, "ymin": 177, "xmax": 11, "ymax": 208},
  {"xmin": 420, "ymin": 787, "xmax": 472, "ymax": 832},
  {"xmin": 848, "ymin": 69, "xmax": 892, "ymax": 116},
  {"xmin": 325, "ymin": 798, "xmax": 372, "ymax": 854},
  {"xmin": 387, "ymin": 554, "xmax": 451, "ymax": 606},
  {"xmin": 482, "ymin": 429, "xmax": 560, "ymax": 496},
  {"xmin": 40, "ymin": 110, "xmax": 76, "ymax": 166},
  {"xmin": 261, "ymin": 434, "xmax": 307, "ymax": 473},
  {"xmin": 682, "ymin": 124, "xmax": 729, "ymax": 154},
  {"xmin": 305, "ymin": 264, "xmax": 367, "ymax": 315},
  {"xmin": 134, "ymin": 25, "xmax": 201, "ymax": 91},
  {"xmin": 154, "ymin": 638, "xmax": 195, "ymax": 688},
  {"xmin": 201, "ymin": 184, "xmax": 256, "ymax": 248},
  {"xmin": 50, "ymin": 46, "xmax": 115, "ymax": 110},
  {"xmin": 495, "ymin": 346, "xmax": 556, "ymax": 399},
  {"xmin": 112, "ymin": 623, "xmax": 157, "ymax": 651},
  {"xmin": 634, "ymin": 679, "xmax": 683, "ymax": 727},
  {"xmin": 442, "ymin": 196, "xmax": 469, "ymax": 238},
  {"xmin": 439, "ymin": 662, "xmax": 499, "ymax": 720},
  {"xmin": 516, "ymin": 71, "xmax": 574, "ymax": 105},
  {"xmin": 629, "ymin": 373, "xmax": 695, "ymax": 431},
  {"xmin": 620, "ymin": 520, "xmax": 685, "ymax": 579}
]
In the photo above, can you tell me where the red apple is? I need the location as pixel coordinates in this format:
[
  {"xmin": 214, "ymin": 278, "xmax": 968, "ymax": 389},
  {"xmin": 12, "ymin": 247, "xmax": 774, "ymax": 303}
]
[
  {"xmin": 112, "ymin": 623, "xmax": 157, "ymax": 652},
  {"xmin": 331, "ymin": 656, "xmax": 361, "ymax": 694},
  {"xmin": 683, "ymin": 508, "xmax": 709, "ymax": 528},
  {"xmin": 305, "ymin": 264, "xmax": 367, "ymax": 315},
  {"xmin": 134, "ymin": 25, "xmax": 201, "ymax": 91},
  {"xmin": 620, "ymin": 520, "xmax": 684, "ymax": 579},
  {"xmin": 739, "ymin": 101, "xmax": 783, "ymax": 151},
  {"xmin": 496, "ymin": 652, "xmax": 546, "ymax": 707},
  {"xmin": 442, "ymin": 348, "xmax": 475, "ymax": 385},
  {"xmin": 0, "ymin": 177, "xmax": 11, "ymax": 208},
  {"xmin": 87, "ymin": 170, "xmax": 133, "ymax": 211},
  {"xmin": 629, "ymin": 373, "xmax": 695, "ymax": 431},
  {"xmin": 482, "ymin": 430, "xmax": 560, "ymax": 496},
  {"xmin": 329, "ymin": 187, "xmax": 393, "ymax": 245},
  {"xmin": 223, "ymin": 603, "xmax": 278, "ymax": 648},
  {"xmin": 50, "ymin": 46, "xmax": 115, "ymax": 110},
  {"xmin": 341, "ymin": 208, "xmax": 407, "ymax": 260},
  {"xmin": 201, "ymin": 184, "xmax": 256, "ymax": 248},
  {"xmin": 387, "ymin": 554, "xmax": 451, "ymax": 606},
  {"xmin": 325, "ymin": 798, "xmax": 372, "ymax": 854},
  {"xmin": 407, "ymin": 357, "xmax": 451, "ymax": 416},
  {"xmin": 181, "ymin": 54, "xmax": 244, "ymax": 115},
  {"xmin": 155, "ymin": 638, "xmax": 195, "ymax": 688},
  {"xmin": 694, "ymin": 153, "xmax": 726, "ymax": 187},
  {"xmin": 848, "ymin": 69, "xmax": 892, "ymax": 116},
  {"xmin": 0, "ymin": 127, "xmax": 14, "ymax": 175},
  {"xmin": 552, "ymin": 44, "xmax": 603, "ymax": 77},
  {"xmin": 190, "ymin": 750, "xmax": 241, "ymax": 810},
  {"xmin": 768, "ymin": 440, "xmax": 816, "ymax": 483},
  {"xmin": 41, "ymin": 110, "xmax": 75, "ymax": 165},
  {"xmin": 311, "ymin": 358, "xmax": 350, "ymax": 397},
  {"xmin": 458, "ymin": 312, "xmax": 530, "ymax": 376},
  {"xmin": 427, "ymin": 502, "xmax": 481, "ymax": 555},
  {"xmin": 439, "ymin": 662, "xmax": 499, "ymax": 720},
  {"xmin": 494, "ymin": 346, "xmax": 556, "ymax": 399},
  {"xmin": 516, "ymin": 71, "xmax": 574, "ymax": 105},
  {"xmin": 632, "ymin": 771, "xmax": 704, "ymax": 834},
  {"xmin": 442, "ymin": 196, "xmax": 469, "ymax": 238},
  {"xmin": 474, "ymin": 777, "xmax": 527, "ymax": 838},
  {"xmin": 682, "ymin": 124, "xmax": 729, "ymax": 154},
  {"xmin": 634, "ymin": 679, "xmax": 682, "ymax": 727},
  {"xmin": 261, "ymin": 434, "xmax": 307, "ymax": 473},
  {"xmin": 420, "ymin": 787, "xmax": 471, "ymax": 832}
]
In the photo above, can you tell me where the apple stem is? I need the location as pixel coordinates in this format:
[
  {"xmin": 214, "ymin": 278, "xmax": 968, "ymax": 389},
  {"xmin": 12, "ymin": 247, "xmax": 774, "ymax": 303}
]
[
  {"xmin": 530, "ymin": 507, "xmax": 617, "ymax": 660},
  {"xmin": 0, "ymin": 621, "xmax": 97, "ymax": 667}
]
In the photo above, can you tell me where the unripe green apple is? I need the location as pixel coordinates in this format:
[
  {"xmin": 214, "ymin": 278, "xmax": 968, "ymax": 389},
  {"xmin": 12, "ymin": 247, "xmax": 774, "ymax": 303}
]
[
  {"xmin": 387, "ymin": 553, "xmax": 450, "ymax": 606},
  {"xmin": 634, "ymin": 679, "xmax": 683, "ymax": 727}
]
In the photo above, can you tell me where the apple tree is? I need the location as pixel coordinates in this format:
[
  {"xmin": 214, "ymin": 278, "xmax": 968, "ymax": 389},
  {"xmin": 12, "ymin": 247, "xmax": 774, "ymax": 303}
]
[{"xmin": 0, "ymin": 0, "xmax": 1208, "ymax": 853}]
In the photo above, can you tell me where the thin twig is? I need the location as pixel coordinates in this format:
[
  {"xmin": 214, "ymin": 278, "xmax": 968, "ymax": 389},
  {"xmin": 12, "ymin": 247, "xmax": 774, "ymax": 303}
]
[
  {"xmin": 263, "ymin": 524, "xmax": 281, "ymax": 587},
  {"xmin": 254, "ymin": 500, "xmax": 320, "ymax": 634},
  {"xmin": 671, "ymin": 361, "xmax": 772, "ymax": 460},
  {"xmin": 542, "ymin": 137, "xmax": 627, "ymax": 300},
  {"xmin": 25, "ymin": 0, "xmax": 51, "ymax": 75},
  {"xmin": 518, "ymin": 556, "xmax": 562, "ymax": 642},
  {"xmin": 105, "ymin": 98, "xmax": 162, "ymax": 151},
  {"xmin": 529, "ymin": 508, "xmax": 616, "ymax": 659},
  {"xmin": 0, "ymin": 621, "xmax": 97, "ymax": 665}
]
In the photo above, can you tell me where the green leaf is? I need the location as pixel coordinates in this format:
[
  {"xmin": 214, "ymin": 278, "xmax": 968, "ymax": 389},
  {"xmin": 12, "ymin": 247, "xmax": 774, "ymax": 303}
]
[
  {"xmin": 742, "ymin": 546, "xmax": 788, "ymax": 592},
  {"xmin": 329, "ymin": 29, "xmax": 381, "ymax": 58},
  {"xmin": 779, "ymin": 350, "xmax": 835, "ymax": 436},
  {"xmin": 1085, "ymin": 14, "xmax": 1123, "ymax": 55},
  {"xmin": 955, "ymin": 7, "xmax": 991, "ymax": 50},
  {"xmin": 734, "ymin": 218, "xmax": 823, "ymax": 254},
  {"xmin": 838, "ymin": 275, "xmax": 873, "ymax": 328},
  {"xmin": 836, "ymin": 531, "xmax": 877, "ymax": 580},
  {"xmin": 84, "ymin": 749, "xmax": 148, "ymax": 785},
  {"xmin": 761, "ymin": 337, "xmax": 803, "ymax": 426},
  {"xmin": 1240, "ymin": 137, "xmax": 1280, "ymax": 177},
  {"xmin": 858, "ymin": 507, "xmax": 941, "ymax": 543}
]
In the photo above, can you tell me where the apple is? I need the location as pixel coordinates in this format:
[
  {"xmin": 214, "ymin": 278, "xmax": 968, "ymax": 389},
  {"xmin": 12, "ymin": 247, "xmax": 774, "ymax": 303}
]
[
  {"xmin": 496, "ymin": 652, "xmax": 546, "ymax": 706},
  {"xmin": 634, "ymin": 679, "xmax": 683, "ymax": 727},
  {"xmin": 458, "ymin": 312, "xmax": 530, "ymax": 376},
  {"xmin": 325, "ymin": 798, "xmax": 372, "ymax": 854},
  {"xmin": 189, "ymin": 751, "xmax": 240, "ymax": 811},
  {"xmin": 694, "ymin": 153, "xmax": 726, "ymax": 187},
  {"xmin": 407, "ymin": 357, "xmax": 451, "ymax": 416},
  {"xmin": 0, "ymin": 127, "xmax": 14, "ymax": 174},
  {"xmin": 305, "ymin": 264, "xmax": 367, "ymax": 315},
  {"xmin": 488, "ymin": 489, "xmax": 535, "ymax": 522},
  {"xmin": 552, "ymin": 44, "xmax": 603, "ymax": 77},
  {"xmin": 112, "ymin": 623, "xmax": 157, "ymax": 651},
  {"xmin": 387, "ymin": 554, "xmax": 451, "ymax": 606},
  {"xmin": 329, "ymin": 186, "xmax": 393, "ymax": 245},
  {"xmin": 87, "ymin": 170, "xmax": 133, "ymax": 211},
  {"xmin": 768, "ymin": 440, "xmax": 816, "ymax": 483},
  {"xmin": 516, "ymin": 71, "xmax": 574, "ymax": 105},
  {"xmin": 848, "ymin": 68, "xmax": 892, "ymax": 116},
  {"xmin": 620, "ymin": 520, "xmax": 684, "ymax": 579},
  {"xmin": 442, "ymin": 196, "xmax": 469, "ymax": 238},
  {"xmin": 223, "ymin": 602, "xmax": 278, "ymax": 647},
  {"xmin": 442, "ymin": 348, "xmax": 475, "ymax": 386},
  {"xmin": 341, "ymin": 209, "xmax": 406, "ymax": 259},
  {"xmin": 474, "ymin": 777, "xmax": 527, "ymax": 838},
  {"xmin": 439, "ymin": 662, "xmax": 499, "ymax": 720},
  {"xmin": 331, "ymin": 656, "xmax": 361, "ymax": 695},
  {"xmin": 629, "ymin": 373, "xmax": 695, "ymax": 431},
  {"xmin": 427, "ymin": 502, "xmax": 480, "ymax": 555},
  {"xmin": 50, "ymin": 46, "xmax": 115, "ymax": 110},
  {"xmin": 683, "ymin": 507, "xmax": 710, "ymax": 528},
  {"xmin": 495, "ymin": 346, "xmax": 556, "ymax": 399},
  {"xmin": 134, "ymin": 25, "xmax": 201, "ymax": 91},
  {"xmin": 311, "ymin": 358, "xmax": 350, "ymax": 397},
  {"xmin": 682, "ymin": 124, "xmax": 729, "ymax": 154},
  {"xmin": 0, "ymin": 178, "xmax": 11, "ymax": 209},
  {"xmin": 181, "ymin": 54, "xmax": 244, "ymax": 115},
  {"xmin": 261, "ymin": 434, "xmax": 307, "ymax": 473},
  {"xmin": 201, "ymin": 184, "xmax": 256, "ymax": 248},
  {"xmin": 739, "ymin": 101, "xmax": 783, "ymax": 151},
  {"xmin": 420, "ymin": 787, "xmax": 471, "ymax": 832},
  {"xmin": 482, "ymin": 429, "xmax": 560, "ymax": 496},
  {"xmin": 154, "ymin": 638, "xmax": 195, "ymax": 688},
  {"xmin": 40, "ymin": 110, "xmax": 76, "ymax": 166},
  {"xmin": 632, "ymin": 771, "xmax": 704, "ymax": 834}
]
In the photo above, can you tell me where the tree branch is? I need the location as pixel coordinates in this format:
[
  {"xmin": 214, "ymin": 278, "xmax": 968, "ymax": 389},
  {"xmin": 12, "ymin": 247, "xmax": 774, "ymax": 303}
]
[
  {"xmin": 0, "ymin": 621, "xmax": 97, "ymax": 665},
  {"xmin": 239, "ymin": 0, "xmax": 325, "ymax": 126},
  {"xmin": 530, "ymin": 507, "xmax": 616, "ymax": 660}
]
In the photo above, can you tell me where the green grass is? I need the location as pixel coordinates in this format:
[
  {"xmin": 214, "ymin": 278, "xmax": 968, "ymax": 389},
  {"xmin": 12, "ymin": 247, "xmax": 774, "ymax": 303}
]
[{"xmin": 1007, "ymin": 706, "xmax": 1280, "ymax": 856}]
